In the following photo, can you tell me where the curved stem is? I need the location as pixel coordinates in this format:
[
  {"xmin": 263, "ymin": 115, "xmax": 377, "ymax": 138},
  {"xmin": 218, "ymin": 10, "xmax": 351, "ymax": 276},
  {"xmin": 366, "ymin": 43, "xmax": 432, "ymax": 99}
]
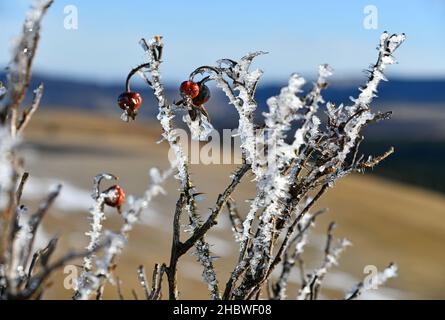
[
  {"xmin": 92, "ymin": 173, "xmax": 117, "ymax": 200},
  {"xmin": 125, "ymin": 63, "xmax": 151, "ymax": 92},
  {"xmin": 189, "ymin": 66, "xmax": 222, "ymax": 81},
  {"xmin": 198, "ymin": 75, "xmax": 211, "ymax": 85}
]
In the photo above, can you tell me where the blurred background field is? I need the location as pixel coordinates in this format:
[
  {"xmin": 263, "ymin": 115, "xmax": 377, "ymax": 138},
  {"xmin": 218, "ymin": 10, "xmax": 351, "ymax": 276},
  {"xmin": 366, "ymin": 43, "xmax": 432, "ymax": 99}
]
[{"xmin": 1, "ymin": 0, "xmax": 444, "ymax": 299}]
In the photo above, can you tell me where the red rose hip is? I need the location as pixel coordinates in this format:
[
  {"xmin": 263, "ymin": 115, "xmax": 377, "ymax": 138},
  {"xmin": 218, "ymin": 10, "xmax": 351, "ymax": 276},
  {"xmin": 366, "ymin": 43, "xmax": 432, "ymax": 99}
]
[
  {"xmin": 192, "ymin": 83, "xmax": 211, "ymax": 106},
  {"xmin": 180, "ymin": 81, "xmax": 200, "ymax": 99},
  {"xmin": 118, "ymin": 91, "xmax": 142, "ymax": 112},
  {"xmin": 104, "ymin": 185, "xmax": 126, "ymax": 209}
]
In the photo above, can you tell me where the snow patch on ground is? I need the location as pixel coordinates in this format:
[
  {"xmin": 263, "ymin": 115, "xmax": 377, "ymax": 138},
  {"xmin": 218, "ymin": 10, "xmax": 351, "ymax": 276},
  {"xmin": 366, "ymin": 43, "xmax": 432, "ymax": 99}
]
[{"xmin": 23, "ymin": 177, "xmax": 92, "ymax": 212}]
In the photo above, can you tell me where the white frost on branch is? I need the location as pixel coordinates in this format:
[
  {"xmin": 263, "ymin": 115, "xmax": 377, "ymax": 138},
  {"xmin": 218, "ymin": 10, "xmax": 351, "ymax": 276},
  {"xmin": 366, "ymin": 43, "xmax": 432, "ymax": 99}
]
[
  {"xmin": 76, "ymin": 232, "xmax": 127, "ymax": 300},
  {"xmin": 0, "ymin": 0, "xmax": 51, "ymax": 211},
  {"xmin": 139, "ymin": 37, "xmax": 189, "ymax": 187},
  {"xmin": 211, "ymin": 52, "xmax": 267, "ymax": 174},
  {"xmin": 193, "ymin": 240, "xmax": 220, "ymax": 299},
  {"xmin": 291, "ymin": 64, "xmax": 332, "ymax": 156},
  {"xmin": 139, "ymin": 37, "xmax": 221, "ymax": 299},
  {"xmin": 345, "ymin": 263, "xmax": 398, "ymax": 300},
  {"xmin": 122, "ymin": 166, "xmax": 173, "ymax": 235},
  {"xmin": 182, "ymin": 113, "xmax": 215, "ymax": 141},
  {"xmin": 95, "ymin": 231, "xmax": 126, "ymax": 277},
  {"xmin": 363, "ymin": 263, "xmax": 398, "ymax": 291},
  {"xmin": 83, "ymin": 193, "xmax": 107, "ymax": 271},
  {"xmin": 349, "ymin": 32, "xmax": 406, "ymax": 113},
  {"xmin": 4, "ymin": 0, "xmax": 52, "ymax": 111}
]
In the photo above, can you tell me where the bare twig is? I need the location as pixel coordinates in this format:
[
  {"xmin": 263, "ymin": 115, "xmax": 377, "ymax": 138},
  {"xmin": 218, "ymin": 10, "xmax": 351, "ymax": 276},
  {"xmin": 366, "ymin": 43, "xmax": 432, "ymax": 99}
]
[
  {"xmin": 116, "ymin": 276, "xmax": 124, "ymax": 300},
  {"xmin": 137, "ymin": 265, "xmax": 151, "ymax": 300},
  {"xmin": 358, "ymin": 146, "xmax": 395, "ymax": 170},
  {"xmin": 16, "ymin": 84, "xmax": 44, "ymax": 135},
  {"xmin": 15, "ymin": 172, "xmax": 29, "ymax": 204}
]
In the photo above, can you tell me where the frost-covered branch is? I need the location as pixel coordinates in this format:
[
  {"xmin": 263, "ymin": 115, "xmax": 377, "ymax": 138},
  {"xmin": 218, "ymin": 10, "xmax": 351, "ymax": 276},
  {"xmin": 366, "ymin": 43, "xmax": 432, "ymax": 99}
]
[
  {"xmin": 16, "ymin": 84, "xmax": 44, "ymax": 135},
  {"xmin": 1, "ymin": 0, "xmax": 53, "ymax": 260},
  {"xmin": 1, "ymin": 183, "xmax": 95, "ymax": 300},
  {"xmin": 75, "ymin": 167, "xmax": 173, "ymax": 300},
  {"xmin": 180, "ymin": 163, "xmax": 250, "ymax": 255},
  {"xmin": 131, "ymin": 36, "xmax": 256, "ymax": 300},
  {"xmin": 83, "ymin": 173, "xmax": 118, "ymax": 271},
  {"xmin": 137, "ymin": 37, "xmax": 213, "ymax": 300},
  {"xmin": 0, "ymin": 0, "xmax": 52, "ymax": 128},
  {"xmin": 345, "ymin": 263, "xmax": 398, "ymax": 300},
  {"xmin": 0, "ymin": 1, "xmax": 83, "ymax": 300}
]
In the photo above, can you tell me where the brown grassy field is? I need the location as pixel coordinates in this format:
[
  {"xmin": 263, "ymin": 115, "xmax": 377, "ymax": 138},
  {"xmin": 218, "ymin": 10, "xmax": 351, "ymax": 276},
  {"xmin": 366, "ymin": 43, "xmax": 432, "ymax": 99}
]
[{"xmin": 20, "ymin": 110, "xmax": 445, "ymax": 299}]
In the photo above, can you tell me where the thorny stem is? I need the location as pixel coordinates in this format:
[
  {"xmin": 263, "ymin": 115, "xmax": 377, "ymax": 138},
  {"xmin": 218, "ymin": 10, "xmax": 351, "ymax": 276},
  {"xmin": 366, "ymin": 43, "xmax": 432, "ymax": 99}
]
[
  {"xmin": 179, "ymin": 164, "xmax": 250, "ymax": 256},
  {"xmin": 165, "ymin": 164, "xmax": 250, "ymax": 299},
  {"xmin": 145, "ymin": 263, "xmax": 167, "ymax": 300},
  {"xmin": 137, "ymin": 37, "xmax": 254, "ymax": 300},
  {"xmin": 150, "ymin": 263, "xmax": 167, "ymax": 300},
  {"xmin": 138, "ymin": 37, "xmax": 208, "ymax": 299},
  {"xmin": 166, "ymin": 193, "xmax": 185, "ymax": 300}
]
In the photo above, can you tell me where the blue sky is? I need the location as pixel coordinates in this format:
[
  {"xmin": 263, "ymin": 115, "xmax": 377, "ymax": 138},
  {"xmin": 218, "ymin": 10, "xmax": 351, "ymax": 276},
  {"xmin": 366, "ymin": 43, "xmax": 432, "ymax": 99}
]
[{"xmin": 0, "ymin": 0, "xmax": 444, "ymax": 83}]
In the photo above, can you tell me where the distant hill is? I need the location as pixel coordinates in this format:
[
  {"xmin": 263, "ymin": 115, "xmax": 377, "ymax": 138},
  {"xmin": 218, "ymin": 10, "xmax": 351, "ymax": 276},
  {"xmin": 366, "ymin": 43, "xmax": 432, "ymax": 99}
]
[{"xmin": 1, "ymin": 71, "xmax": 444, "ymax": 139}]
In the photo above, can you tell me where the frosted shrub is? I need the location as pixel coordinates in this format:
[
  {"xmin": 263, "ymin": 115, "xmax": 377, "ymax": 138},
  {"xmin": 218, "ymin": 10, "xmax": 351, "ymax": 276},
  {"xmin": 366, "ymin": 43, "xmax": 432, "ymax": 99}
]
[{"xmin": 118, "ymin": 32, "xmax": 404, "ymax": 300}]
